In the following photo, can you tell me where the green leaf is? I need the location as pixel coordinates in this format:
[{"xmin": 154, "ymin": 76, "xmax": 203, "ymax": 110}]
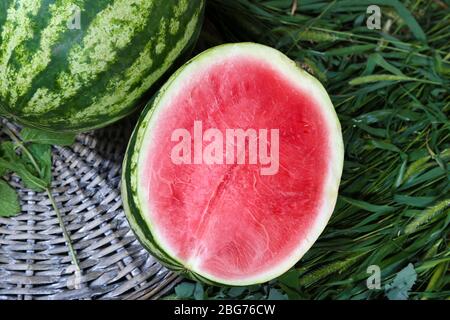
[
  {"xmin": 393, "ymin": 195, "xmax": 436, "ymax": 208},
  {"xmin": 277, "ymin": 269, "xmax": 300, "ymax": 288},
  {"xmin": 174, "ymin": 282, "xmax": 196, "ymax": 299},
  {"xmin": 0, "ymin": 142, "xmax": 18, "ymax": 181},
  {"xmin": 337, "ymin": 0, "xmax": 426, "ymax": 41},
  {"xmin": 0, "ymin": 138, "xmax": 51, "ymax": 191},
  {"xmin": 193, "ymin": 282, "xmax": 205, "ymax": 300},
  {"xmin": 14, "ymin": 164, "xmax": 48, "ymax": 191},
  {"xmin": 341, "ymin": 197, "xmax": 395, "ymax": 213},
  {"xmin": 0, "ymin": 141, "xmax": 18, "ymax": 160},
  {"xmin": 385, "ymin": 264, "xmax": 417, "ymax": 300},
  {"xmin": 0, "ymin": 158, "xmax": 47, "ymax": 192},
  {"xmin": 349, "ymin": 75, "xmax": 440, "ymax": 86},
  {"xmin": 228, "ymin": 287, "xmax": 247, "ymax": 298},
  {"xmin": 267, "ymin": 288, "xmax": 288, "ymax": 300},
  {"xmin": 370, "ymin": 140, "xmax": 402, "ymax": 153},
  {"xmin": 0, "ymin": 179, "xmax": 20, "ymax": 217},
  {"xmin": 278, "ymin": 283, "xmax": 304, "ymax": 300},
  {"xmin": 0, "ymin": 141, "xmax": 17, "ymax": 176},
  {"xmin": 25, "ymin": 144, "xmax": 52, "ymax": 186},
  {"xmin": 389, "ymin": 0, "xmax": 426, "ymax": 41},
  {"xmin": 325, "ymin": 44, "xmax": 376, "ymax": 57},
  {"xmin": 20, "ymin": 127, "xmax": 76, "ymax": 146},
  {"xmin": 370, "ymin": 53, "xmax": 405, "ymax": 76},
  {"xmin": 354, "ymin": 110, "xmax": 394, "ymax": 124}
]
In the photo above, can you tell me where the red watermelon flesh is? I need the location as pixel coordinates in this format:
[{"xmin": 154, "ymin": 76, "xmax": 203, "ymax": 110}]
[{"xmin": 126, "ymin": 43, "xmax": 344, "ymax": 285}]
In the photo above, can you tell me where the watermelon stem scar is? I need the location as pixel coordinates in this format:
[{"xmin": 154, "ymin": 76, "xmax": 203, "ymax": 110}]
[
  {"xmin": 171, "ymin": 120, "xmax": 280, "ymax": 176},
  {"xmin": 122, "ymin": 43, "xmax": 344, "ymax": 286}
]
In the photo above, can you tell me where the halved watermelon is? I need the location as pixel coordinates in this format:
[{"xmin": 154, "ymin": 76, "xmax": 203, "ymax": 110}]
[{"xmin": 122, "ymin": 43, "xmax": 344, "ymax": 286}]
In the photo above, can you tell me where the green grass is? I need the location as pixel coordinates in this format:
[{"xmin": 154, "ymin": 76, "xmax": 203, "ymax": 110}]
[{"xmin": 170, "ymin": 0, "xmax": 450, "ymax": 300}]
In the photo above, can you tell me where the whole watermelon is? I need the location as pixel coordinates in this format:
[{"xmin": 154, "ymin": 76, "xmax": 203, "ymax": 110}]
[{"xmin": 0, "ymin": 0, "xmax": 205, "ymax": 132}]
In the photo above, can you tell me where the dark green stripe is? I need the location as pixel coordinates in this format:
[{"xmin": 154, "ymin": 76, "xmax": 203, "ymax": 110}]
[
  {"xmin": 14, "ymin": 0, "xmax": 112, "ymax": 110},
  {"xmin": 0, "ymin": 0, "xmax": 15, "ymax": 28},
  {"xmin": 7, "ymin": 0, "xmax": 57, "ymax": 79}
]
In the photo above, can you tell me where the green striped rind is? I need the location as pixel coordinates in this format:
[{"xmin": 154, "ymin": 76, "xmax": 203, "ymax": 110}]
[{"xmin": 0, "ymin": 0, "xmax": 205, "ymax": 133}]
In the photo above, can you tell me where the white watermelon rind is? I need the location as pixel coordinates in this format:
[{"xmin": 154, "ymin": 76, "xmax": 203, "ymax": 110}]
[{"xmin": 122, "ymin": 43, "xmax": 344, "ymax": 286}]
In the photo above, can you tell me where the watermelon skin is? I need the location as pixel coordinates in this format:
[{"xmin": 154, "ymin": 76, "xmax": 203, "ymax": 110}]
[
  {"xmin": 122, "ymin": 43, "xmax": 344, "ymax": 286},
  {"xmin": 0, "ymin": 0, "xmax": 205, "ymax": 133}
]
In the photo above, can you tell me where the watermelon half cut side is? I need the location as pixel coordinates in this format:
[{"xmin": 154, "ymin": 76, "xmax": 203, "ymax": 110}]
[{"xmin": 122, "ymin": 43, "xmax": 344, "ymax": 286}]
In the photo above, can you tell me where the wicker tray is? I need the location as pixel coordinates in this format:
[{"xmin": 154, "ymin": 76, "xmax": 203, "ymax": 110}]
[{"xmin": 0, "ymin": 119, "xmax": 181, "ymax": 300}]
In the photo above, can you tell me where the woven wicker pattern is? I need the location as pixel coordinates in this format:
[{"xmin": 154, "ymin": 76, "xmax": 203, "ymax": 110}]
[{"xmin": 0, "ymin": 120, "xmax": 181, "ymax": 300}]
